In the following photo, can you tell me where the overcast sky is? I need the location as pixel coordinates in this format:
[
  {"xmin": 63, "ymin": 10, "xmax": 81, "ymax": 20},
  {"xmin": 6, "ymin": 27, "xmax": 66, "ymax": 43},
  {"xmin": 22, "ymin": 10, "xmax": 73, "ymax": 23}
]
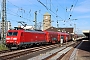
[{"xmin": 0, "ymin": 0, "xmax": 90, "ymax": 34}]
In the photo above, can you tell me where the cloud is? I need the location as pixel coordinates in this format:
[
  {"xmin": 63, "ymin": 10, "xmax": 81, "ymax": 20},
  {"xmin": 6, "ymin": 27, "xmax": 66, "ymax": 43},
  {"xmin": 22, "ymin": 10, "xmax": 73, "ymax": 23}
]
[{"xmin": 74, "ymin": 0, "xmax": 90, "ymax": 13}]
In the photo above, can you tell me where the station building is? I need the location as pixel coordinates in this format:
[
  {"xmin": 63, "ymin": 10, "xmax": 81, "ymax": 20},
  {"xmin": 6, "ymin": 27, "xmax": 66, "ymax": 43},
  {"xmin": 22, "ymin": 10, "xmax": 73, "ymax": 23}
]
[
  {"xmin": 0, "ymin": 21, "xmax": 11, "ymax": 40},
  {"xmin": 43, "ymin": 12, "xmax": 74, "ymax": 34}
]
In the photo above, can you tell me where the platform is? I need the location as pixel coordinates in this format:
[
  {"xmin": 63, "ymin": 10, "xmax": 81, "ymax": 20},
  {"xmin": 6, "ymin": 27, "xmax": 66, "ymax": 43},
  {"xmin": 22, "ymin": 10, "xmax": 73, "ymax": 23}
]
[
  {"xmin": 75, "ymin": 40, "xmax": 90, "ymax": 60},
  {"xmin": 83, "ymin": 30, "xmax": 90, "ymax": 40}
]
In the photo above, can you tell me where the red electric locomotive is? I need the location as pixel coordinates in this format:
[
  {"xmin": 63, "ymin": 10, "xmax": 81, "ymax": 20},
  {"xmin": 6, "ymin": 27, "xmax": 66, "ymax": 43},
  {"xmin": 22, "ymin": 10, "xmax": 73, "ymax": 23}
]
[{"xmin": 6, "ymin": 28, "xmax": 46, "ymax": 49}]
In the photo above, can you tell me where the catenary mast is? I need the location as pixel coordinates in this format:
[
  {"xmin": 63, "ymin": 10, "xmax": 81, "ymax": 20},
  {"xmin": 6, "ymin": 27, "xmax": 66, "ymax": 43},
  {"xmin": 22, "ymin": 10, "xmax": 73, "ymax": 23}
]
[{"xmin": 1, "ymin": 0, "xmax": 7, "ymax": 43}]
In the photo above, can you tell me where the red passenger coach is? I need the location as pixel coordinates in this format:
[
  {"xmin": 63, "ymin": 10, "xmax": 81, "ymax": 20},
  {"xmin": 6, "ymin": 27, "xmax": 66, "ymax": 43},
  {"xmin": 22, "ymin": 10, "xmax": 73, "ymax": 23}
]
[
  {"xmin": 64, "ymin": 33, "xmax": 70, "ymax": 42},
  {"xmin": 57, "ymin": 32, "xmax": 62, "ymax": 42},
  {"xmin": 44, "ymin": 31, "xmax": 58, "ymax": 43},
  {"xmin": 57, "ymin": 32, "xmax": 70, "ymax": 43}
]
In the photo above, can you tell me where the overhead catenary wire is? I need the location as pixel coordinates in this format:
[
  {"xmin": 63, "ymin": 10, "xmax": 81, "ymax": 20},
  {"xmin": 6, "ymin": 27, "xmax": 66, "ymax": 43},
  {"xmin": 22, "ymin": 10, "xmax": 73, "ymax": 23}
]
[
  {"xmin": 7, "ymin": 12, "xmax": 31, "ymax": 22},
  {"xmin": 59, "ymin": 0, "xmax": 78, "ymax": 27},
  {"xmin": 37, "ymin": 0, "xmax": 63, "ymax": 20},
  {"xmin": 27, "ymin": 0, "xmax": 44, "ymax": 16},
  {"xmin": 68, "ymin": 0, "xmax": 78, "ymax": 20},
  {"xmin": 7, "ymin": 0, "xmax": 61, "ymax": 23},
  {"xmin": 6, "ymin": 0, "xmax": 79, "ymax": 28},
  {"xmin": 7, "ymin": 9, "xmax": 31, "ymax": 23},
  {"xmin": 7, "ymin": 0, "xmax": 47, "ymax": 25},
  {"xmin": 7, "ymin": 0, "xmax": 33, "ymax": 22},
  {"xmin": 55, "ymin": 0, "xmax": 65, "ymax": 10},
  {"xmin": 70, "ymin": 0, "xmax": 78, "ymax": 14}
]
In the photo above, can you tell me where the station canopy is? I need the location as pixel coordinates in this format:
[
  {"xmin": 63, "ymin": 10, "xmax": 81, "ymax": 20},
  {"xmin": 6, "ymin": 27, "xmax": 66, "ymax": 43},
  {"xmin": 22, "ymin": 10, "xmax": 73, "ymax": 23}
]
[{"xmin": 82, "ymin": 30, "xmax": 90, "ymax": 38}]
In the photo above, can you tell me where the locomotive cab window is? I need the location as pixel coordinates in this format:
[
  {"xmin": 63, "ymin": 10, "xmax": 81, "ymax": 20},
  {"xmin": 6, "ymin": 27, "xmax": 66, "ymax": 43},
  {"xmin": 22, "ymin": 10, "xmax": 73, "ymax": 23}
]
[{"xmin": 7, "ymin": 32, "xmax": 18, "ymax": 36}]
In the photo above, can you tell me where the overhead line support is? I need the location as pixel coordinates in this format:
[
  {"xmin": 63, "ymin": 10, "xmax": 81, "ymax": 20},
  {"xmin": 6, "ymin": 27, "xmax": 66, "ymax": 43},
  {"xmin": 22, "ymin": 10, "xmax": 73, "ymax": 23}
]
[{"xmin": 1, "ymin": 0, "xmax": 7, "ymax": 43}]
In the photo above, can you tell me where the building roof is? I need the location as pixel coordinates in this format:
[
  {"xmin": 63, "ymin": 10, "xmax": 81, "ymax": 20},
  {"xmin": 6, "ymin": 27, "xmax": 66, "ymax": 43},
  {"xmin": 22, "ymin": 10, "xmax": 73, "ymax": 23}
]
[
  {"xmin": 82, "ymin": 30, "xmax": 90, "ymax": 37},
  {"xmin": 82, "ymin": 30, "xmax": 90, "ymax": 33},
  {"xmin": 45, "ymin": 27, "xmax": 74, "ymax": 33}
]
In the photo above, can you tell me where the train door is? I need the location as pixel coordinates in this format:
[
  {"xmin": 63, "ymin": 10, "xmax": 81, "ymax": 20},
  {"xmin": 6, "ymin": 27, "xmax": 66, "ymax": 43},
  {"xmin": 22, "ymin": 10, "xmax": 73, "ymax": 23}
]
[
  {"xmin": 61, "ymin": 36, "xmax": 64, "ymax": 44},
  {"xmin": 66, "ymin": 36, "xmax": 68, "ymax": 42},
  {"xmin": 58, "ymin": 33, "xmax": 61, "ymax": 43}
]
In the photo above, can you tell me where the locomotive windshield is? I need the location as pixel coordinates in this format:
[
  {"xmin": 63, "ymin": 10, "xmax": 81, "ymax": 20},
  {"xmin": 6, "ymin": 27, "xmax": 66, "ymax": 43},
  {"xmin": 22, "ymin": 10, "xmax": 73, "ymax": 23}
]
[{"xmin": 7, "ymin": 32, "xmax": 18, "ymax": 36}]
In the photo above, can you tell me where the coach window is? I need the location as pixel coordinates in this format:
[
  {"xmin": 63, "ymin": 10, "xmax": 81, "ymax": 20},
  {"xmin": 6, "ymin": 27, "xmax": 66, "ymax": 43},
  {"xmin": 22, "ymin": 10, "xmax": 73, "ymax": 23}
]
[{"xmin": 52, "ymin": 38, "xmax": 56, "ymax": 40}]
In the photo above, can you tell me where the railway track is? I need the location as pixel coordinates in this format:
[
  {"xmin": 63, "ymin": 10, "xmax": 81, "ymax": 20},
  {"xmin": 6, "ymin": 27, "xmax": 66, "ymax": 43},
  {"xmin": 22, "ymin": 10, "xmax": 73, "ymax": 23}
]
[
  {"xmin": 27, "ymin": 42, "xmax": 75, "ymax": 60},
  {"xmin": 0, "ymin": 40, "xmax": 81, "ymax": 60},
  {"xmin": 0, "ymin": 50, "xmax": 11, "ymax": 54},
  {"xmin": 28, "ymin": 46, "xmax": 72, "ymax": 60},
  {"xmin": 0, "ymin": 44, "xmax": 59, "ymax": 60},
  {"xmin": 27, "ymin": 41, "xmax": 81, "ymax": 60},
  {"xmin": 16, "ymin": 41, "xmax": 79, "ymax": 60}
]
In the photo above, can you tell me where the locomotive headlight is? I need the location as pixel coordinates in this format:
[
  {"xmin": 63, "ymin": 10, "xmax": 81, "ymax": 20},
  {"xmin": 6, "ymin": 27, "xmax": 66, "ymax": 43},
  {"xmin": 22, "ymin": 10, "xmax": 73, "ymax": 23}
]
[
  {"xmin": 13, "ymin": 38, "xmax": 17, "ymax": 40},
  {"xmin": 6, "ymin": 38, "xmax": 10, "ymax": 40}
]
